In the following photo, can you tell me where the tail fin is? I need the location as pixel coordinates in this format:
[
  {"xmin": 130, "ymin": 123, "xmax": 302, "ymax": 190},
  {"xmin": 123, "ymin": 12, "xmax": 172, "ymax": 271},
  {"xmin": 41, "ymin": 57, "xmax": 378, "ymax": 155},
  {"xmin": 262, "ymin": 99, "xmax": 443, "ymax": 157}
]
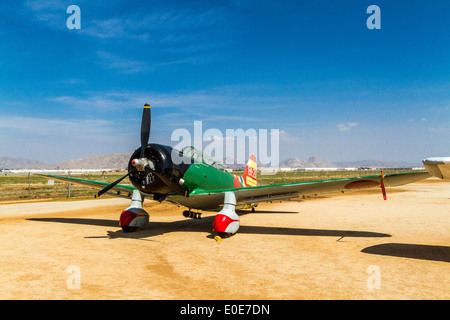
[{"xmin": 241, "ymin": 154, "xmax": 257, "ymax": 187}]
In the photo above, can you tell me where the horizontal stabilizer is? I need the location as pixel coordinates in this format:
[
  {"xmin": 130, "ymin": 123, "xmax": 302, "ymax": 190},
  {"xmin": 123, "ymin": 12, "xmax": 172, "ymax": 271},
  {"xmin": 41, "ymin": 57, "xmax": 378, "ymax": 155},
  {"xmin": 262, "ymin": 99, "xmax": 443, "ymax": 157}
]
[{"xmin": 422, "ymin": 157, "xmax": 450, "ymax": 179}]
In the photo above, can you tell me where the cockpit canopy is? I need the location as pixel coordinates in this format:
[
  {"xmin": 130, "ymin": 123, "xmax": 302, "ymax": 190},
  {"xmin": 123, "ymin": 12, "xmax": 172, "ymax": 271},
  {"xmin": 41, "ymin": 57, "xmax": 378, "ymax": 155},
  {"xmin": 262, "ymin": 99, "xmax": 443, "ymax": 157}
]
[{"xmin": 180, "ymin": 146, "xmax": 226, "ymax": 171}]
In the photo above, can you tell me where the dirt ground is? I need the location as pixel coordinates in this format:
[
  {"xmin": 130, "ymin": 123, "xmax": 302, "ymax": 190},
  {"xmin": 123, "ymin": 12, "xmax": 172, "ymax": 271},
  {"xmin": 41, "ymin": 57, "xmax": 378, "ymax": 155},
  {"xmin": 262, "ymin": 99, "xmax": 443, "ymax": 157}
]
[{"xmin": 0, "ymin": 178, "xmax": 448, "ymax": 300}]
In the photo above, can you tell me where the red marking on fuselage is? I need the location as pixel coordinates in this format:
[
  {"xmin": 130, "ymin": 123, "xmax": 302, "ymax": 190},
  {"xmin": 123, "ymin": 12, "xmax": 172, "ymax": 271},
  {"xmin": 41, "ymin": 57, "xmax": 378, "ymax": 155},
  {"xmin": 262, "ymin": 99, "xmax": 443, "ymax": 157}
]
[{"xmin": 233, "ymin": 175, "xmax": 242, "ymax": 188}]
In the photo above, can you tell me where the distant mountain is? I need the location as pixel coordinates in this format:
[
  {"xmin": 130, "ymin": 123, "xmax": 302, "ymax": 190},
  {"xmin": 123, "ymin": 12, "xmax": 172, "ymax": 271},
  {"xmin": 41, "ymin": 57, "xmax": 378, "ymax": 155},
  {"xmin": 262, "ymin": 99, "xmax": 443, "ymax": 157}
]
[
  {"xmin": 0, "ymin": 156, "xmax": 49, "ymax": 169},
  {"xmin": 0, "ymin": 154, "xmax": 131, "ymax": 170},
  {"xmin": 279, "ymin": 157, "xmax": 422, "ymax": 169},
  {"xmin": 280, "ymin": 157, "xmax": 336, "ymax": 168},
  {"xmin": 332, "ymin": 160, "xmax": 422, "ymax": 168},
  {"xmin": 1, "ymin": 154, "xmax": 422, "ymax": 170},
  {"xmin": 55, "ymin": 153, "xmax": 131, "ymax": 170}
]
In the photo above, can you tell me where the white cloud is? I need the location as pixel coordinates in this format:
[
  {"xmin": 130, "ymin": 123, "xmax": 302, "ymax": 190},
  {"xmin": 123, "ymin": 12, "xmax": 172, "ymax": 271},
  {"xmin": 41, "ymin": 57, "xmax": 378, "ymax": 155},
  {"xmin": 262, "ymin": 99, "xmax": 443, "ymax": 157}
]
[
  {"xmin": 83, "ymin": 8, "xmax": 228, "ymax": 42},
  {"xmin": 96, "ymin": 51, "xmax": 148, "ymax": 74},
  {"xmin": 337, "ymin": 122, "xmax": 359, "ymax": 131},
  {"xmin": 0, "ymin": 115, "xmax": 133, "ymax": 162},
  {"xmin": 50, "ymin": 86, "xmax": 279, "ymax": 113},
  {"xmin": 23, "ymin": 0, "xmax": 68, "ymax": 30},
  {"xmin": 279, "ymin": 129, "xmax": 299, "ymax": 142},
  {"xmin": 0, "ymin": 116, "xmax": 113, "ymax": 138},
  {"xmin": 409, "ymin": 117, "xmax": 427, "ymax": 123}
]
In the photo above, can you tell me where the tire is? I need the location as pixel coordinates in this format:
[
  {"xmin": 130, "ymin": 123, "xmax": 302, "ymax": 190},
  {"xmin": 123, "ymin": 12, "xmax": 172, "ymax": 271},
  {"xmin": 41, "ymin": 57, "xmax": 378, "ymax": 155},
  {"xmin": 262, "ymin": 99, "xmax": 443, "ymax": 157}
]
[{"xmin": 122, "ymin": 226, "xmax": 139, "ymax": 233}]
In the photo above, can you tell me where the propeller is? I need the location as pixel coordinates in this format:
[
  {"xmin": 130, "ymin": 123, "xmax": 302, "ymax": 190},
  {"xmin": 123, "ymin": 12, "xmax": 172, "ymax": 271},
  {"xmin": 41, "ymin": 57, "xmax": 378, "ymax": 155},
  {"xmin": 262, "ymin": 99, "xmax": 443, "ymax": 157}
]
[
  {"xmin": 95, "ymin": 172, "xmax": 132, "ymax": 198},
  {"xmin": 96, "ymin": 103, "xmax": 188, "ymax": 198},
  {"xmin": 147, "ymin": 168, "xmax": 189, "ymax": 197},
  {"xmin": 380, "ymin": 171, "xmax": 387, "ymax": 200},
  {"xmin": 140, "ymin": 104, "xmax": 151, "ymax": 158}
]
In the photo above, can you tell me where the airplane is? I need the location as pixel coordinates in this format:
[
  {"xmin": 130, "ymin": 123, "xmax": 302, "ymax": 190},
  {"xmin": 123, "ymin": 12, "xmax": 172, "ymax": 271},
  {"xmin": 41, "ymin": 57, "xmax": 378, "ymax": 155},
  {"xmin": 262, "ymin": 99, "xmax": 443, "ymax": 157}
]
[{"xmin": 40, "ymin": 104, "xmax": 450, "ymax": 239}]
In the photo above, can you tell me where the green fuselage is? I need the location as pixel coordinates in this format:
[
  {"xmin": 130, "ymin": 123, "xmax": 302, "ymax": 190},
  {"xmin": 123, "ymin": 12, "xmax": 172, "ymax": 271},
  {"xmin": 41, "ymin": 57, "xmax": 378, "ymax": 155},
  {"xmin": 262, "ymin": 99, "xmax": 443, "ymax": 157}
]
[
  {"xmin": 182, "ymin": 163, "xmax": 235, "ymax": 192},
  {"xmin": 166, "ymin": 163, "xmax": 238, "ymax": 210}
]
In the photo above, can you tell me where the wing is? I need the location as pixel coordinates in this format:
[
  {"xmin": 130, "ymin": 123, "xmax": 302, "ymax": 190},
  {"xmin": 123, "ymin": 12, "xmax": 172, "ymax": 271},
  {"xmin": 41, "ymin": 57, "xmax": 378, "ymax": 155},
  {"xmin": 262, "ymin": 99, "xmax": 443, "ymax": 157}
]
[
  {"xmin": 422, "ymin": 157, "xmax": 450, "ymax": 179},
  {"xmin": 38, "ymin": 174, "xmax": 136, "ymax": 198},
  {"xmin": 189, "ymin": 171, "xmax": 430, "ymax": 205}
]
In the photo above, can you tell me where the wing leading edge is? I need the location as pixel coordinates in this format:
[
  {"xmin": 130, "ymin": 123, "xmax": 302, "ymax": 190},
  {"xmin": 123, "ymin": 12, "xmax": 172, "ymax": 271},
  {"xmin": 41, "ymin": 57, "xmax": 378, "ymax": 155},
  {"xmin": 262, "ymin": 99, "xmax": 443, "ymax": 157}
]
[
  {"xmin": 189, "ymin": 171, "xmax": 431, "ymax": 204},
  {"xmin": 38, "ymin": 174, "xmax": 136, "ymax": 197}
]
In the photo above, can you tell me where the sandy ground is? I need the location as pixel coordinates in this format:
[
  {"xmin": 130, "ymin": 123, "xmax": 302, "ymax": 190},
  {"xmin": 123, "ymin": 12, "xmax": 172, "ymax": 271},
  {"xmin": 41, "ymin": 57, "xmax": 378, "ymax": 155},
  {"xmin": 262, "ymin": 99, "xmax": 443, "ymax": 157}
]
[{"xmin": 0, "ymin": 178, "xmax": 448, "ymax": 300}]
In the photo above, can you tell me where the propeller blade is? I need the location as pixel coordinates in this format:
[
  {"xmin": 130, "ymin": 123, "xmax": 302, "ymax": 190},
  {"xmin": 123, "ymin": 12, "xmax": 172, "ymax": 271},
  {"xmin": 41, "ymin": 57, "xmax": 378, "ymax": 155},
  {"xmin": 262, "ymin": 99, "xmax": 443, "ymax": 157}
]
[
  {"xmin": 95, "ymin": 171, "xmax": 132, "ymax": 198},
  {"xmin": 160, "ymin": 176, "xmax": 189, "ymax": 198},
  {"xmin": 147, "ymin": 169, "xmax": 189, "ymax": 197},
  {"xmin": 380, "ymin": 171, "xmax": 387, "ymax": 200},
  {"xmin": 140, "ymin": 104, "xmax": 151, "ymax": 158}
]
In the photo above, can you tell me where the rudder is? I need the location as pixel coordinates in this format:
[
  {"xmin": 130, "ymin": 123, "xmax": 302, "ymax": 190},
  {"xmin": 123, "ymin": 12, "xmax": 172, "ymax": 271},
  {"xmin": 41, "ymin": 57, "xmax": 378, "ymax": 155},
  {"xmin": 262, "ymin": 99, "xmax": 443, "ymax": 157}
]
[{"xmin": 241, "ymin": 154, "xmax": 257, "ymax": 187}]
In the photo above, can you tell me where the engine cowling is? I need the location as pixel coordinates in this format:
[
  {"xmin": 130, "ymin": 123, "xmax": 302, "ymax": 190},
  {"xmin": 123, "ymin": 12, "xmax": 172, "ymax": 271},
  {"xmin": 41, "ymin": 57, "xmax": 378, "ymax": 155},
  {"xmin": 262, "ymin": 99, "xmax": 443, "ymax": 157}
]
[{"xmin": 128, "ymin": 144, "xmax": 192, "ymax": 195}]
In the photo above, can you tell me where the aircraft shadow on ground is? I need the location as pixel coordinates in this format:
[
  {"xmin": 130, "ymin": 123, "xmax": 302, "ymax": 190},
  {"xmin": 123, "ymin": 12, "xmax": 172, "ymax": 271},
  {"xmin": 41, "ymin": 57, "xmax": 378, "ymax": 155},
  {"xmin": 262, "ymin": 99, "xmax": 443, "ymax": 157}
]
[
  {"xmin": 26, "ymin": 218, "xmax": 449, "ymax": 263},
  {"xmin": 361, "ymin": 243, "xmax": 450, "ymax": 263},
  {"xmin": 236, "ymin": 210, "xmax": 299, "ymax": 214},
  {"xmin": 27, "ymin": 216, "xmax": 391, "ymax": 240}
]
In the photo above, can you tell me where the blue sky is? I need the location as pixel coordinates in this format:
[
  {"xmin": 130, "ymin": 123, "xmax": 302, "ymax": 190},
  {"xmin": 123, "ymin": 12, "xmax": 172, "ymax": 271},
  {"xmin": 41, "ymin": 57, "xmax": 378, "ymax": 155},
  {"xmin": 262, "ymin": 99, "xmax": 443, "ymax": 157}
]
[{"xmin": 0, "ymin": 0, "xmax": 449, "ymax": 164}]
